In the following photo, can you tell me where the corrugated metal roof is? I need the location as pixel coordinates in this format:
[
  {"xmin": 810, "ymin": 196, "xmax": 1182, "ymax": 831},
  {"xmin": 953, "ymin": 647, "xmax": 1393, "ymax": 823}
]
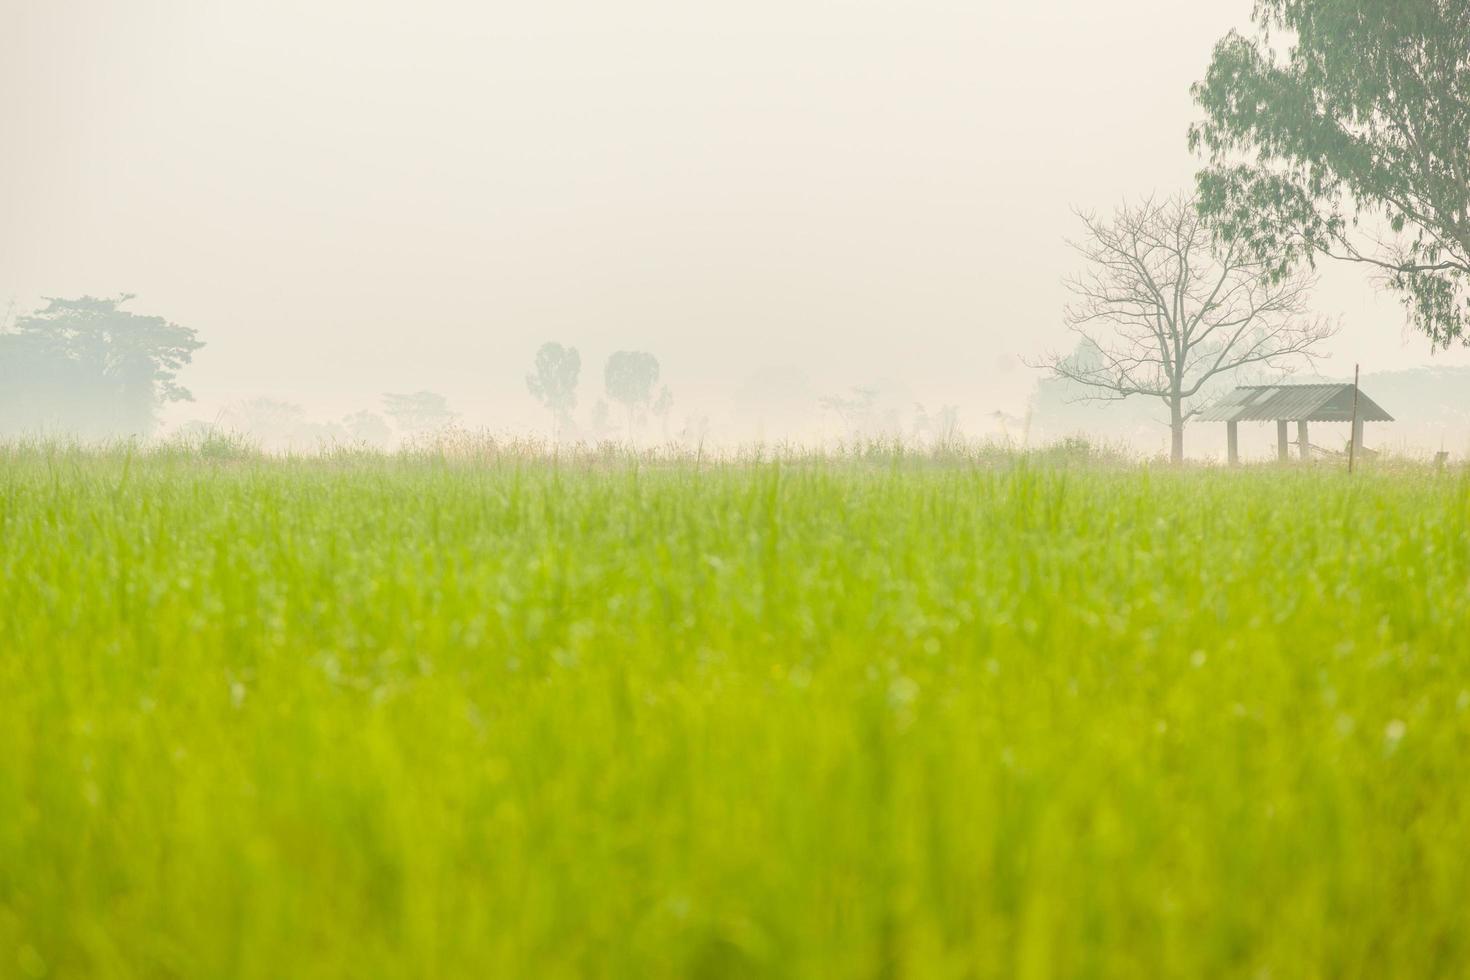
[{"xmin": 1196, "ymin": 384, "xmax": 1394, "ymax": 422}]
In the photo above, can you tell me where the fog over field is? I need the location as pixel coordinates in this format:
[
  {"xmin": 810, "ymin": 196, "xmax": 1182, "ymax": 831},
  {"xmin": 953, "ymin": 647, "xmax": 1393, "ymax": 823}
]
[
  {"xmin": 9, "ymin": 6, "xmax": 1470, "ymax": 975},
  {"xmin": 4, "ymin": 0, "xmax": 1469, "ymax": 453}
]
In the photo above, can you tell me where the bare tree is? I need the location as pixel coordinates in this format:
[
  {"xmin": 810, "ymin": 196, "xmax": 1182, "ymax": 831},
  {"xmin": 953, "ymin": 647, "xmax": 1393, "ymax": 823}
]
[{"xmin": 1037, "ymin": 193, "xmax": 1335, "ymax": 463}]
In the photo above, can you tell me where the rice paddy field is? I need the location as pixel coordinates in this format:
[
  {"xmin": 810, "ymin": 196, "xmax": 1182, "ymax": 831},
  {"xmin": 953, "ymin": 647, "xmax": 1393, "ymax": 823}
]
[{"xmin": 3, "ymin": 442, "xmax": 1470, "ymax": 979}]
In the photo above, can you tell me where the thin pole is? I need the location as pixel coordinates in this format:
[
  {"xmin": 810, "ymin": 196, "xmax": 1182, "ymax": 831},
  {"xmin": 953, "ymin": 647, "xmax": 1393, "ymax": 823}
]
[{"xmin": 1348, "ymin": 363, "xmax": 1360, "ymax": 475}]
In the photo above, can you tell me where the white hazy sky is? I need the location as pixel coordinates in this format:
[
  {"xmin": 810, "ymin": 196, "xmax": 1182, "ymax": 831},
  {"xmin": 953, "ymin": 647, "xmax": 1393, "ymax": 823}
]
[{"xmin": 5, "ymin": 0, "xmax": 1467, "ymax": 439}]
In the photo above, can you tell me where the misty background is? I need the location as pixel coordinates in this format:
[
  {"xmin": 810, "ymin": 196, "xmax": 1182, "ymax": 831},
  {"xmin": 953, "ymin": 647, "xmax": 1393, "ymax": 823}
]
[{"xmin": 5, "ymin": 0, "xmax": 1470, "ymax": 456}]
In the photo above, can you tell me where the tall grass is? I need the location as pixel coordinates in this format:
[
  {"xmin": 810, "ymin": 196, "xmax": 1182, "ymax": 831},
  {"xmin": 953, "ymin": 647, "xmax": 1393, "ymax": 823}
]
[{"xmin": 2, "ymin": 446, "xmax": 1468, "ymax": 977}]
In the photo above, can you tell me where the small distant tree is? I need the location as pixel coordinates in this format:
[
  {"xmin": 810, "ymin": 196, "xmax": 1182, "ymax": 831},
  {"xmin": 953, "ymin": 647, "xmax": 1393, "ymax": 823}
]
[
  {"xmin": 820, "ymin": 386, "xmax": 881, "ymax": 440},
  {"xmin": 382, "ymin": 391, "xmax": 457, "ymax": 436},
  {"xmin": 525, "ymin": 342, "xmax": 581, "ymax": 441},
  {"xmin": 1036, "ymin": 194, "xmax": 1334, "ymax": 463},
  {"xmin": 0, "ymin": 294, "xmax": 203, "ymax": 437},
  {"xmin": 343, "ymin": 410, "xmax": 392, "ymax": 448},
  {"xmin": 604, "ymin": 351, "xmax": 660, "ymax": 443}
]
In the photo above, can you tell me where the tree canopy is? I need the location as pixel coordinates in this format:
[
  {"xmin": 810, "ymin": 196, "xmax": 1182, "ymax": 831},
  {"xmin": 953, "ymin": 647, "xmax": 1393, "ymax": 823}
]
[
  {"xmin": 1190, "ymin": 0, "xmax": 1470, "ymax": 347},
  {"xmin": 526, "ymin": 342, "xmax": 581, "ymax": 439},
  {"xmin": 0, "ymin": 295, "xmax": 203, "ymax": 437},
  {"xmin": 604, "ymin": 351, "xmax": 660, "ymax": 441}
]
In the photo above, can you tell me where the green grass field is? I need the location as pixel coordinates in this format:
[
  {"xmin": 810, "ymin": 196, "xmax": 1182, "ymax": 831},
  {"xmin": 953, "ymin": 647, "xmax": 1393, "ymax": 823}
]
[{"xmin": 3, "ymin": 444, "xmax": 1469, "ymax": 978}]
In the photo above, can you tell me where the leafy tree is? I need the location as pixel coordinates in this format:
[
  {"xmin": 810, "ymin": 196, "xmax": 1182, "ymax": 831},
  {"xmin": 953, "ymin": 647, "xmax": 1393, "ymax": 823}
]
[
  {"xmin": 0, "ymin": 294, "xmax": 203, "ymax": 437},
  {"xmin": 381, "ymin": 391, "xmax": 457, "ymax": 436},
  {"xmin": 1190, "ymin": 0, "xmax": 1470, "ymax": 347},
  {"xmin": 603, "ymin": 351, "xmax": 660, "ymax": 442},
  {"xmin": 821, "ymin": 386, "xmax": 878, "ymax": 440},
  {"xmin": 343, "ymin": 410, "xmax": 392, "ymax": 447},
  {"xmin": 525, "ymin": 342, "xmax": 581, "ymax": 441},
  {"xmin": 1035, "ymin": 194, "xmax": 1333, "ymax": 464}
]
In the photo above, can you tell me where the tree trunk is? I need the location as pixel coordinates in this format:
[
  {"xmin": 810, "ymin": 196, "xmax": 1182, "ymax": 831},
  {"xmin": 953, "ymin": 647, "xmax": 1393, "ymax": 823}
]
[{"xmin": 1169, "ymin": 401, "xmax": 1185, "ymax": 465}]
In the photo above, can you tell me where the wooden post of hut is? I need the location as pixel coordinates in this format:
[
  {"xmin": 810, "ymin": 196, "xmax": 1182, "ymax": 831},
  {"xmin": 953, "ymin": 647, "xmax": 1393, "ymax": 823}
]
[
  {"xmin": 1276, "ymin": 420, "xmax": 1289, "ymax": 462},
  {"xmin": 1298, "ymin": 420, "xmax": 1311, "ymax": 461},
  {"xmin": 1227, "ymin": 421, "xmax": 1240, "ymax": 466},
  {"xmin": 1349, "ymin": 364, "xmax": 1361, "ymax": 475}
]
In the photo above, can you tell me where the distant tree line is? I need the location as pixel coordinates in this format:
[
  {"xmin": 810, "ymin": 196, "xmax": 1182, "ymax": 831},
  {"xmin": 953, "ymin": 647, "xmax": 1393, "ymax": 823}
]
[
  {"xmin": 526, "ymin": 343, "xmax": 673, "ymax": 445},
  {"xmin": 210, "ymin": 391, "xmax": 458, "ymax": 450},
  {"xmin": 9, "ymin": 0, "xmax": 1464, "ymax": 458}
]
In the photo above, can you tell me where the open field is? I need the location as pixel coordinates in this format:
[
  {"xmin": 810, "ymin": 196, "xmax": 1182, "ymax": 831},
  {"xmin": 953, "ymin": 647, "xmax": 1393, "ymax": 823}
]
[{"xmin": 3, "ymin": 444, "xmax": 1470, "ymax": 978}]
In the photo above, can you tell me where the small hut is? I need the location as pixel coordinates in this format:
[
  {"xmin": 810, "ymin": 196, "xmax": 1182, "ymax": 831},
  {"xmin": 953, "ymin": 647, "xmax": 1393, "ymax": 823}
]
[{"xmin": 1197, "ymin": 383, "xmax": 1393, "ymax": 465}]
